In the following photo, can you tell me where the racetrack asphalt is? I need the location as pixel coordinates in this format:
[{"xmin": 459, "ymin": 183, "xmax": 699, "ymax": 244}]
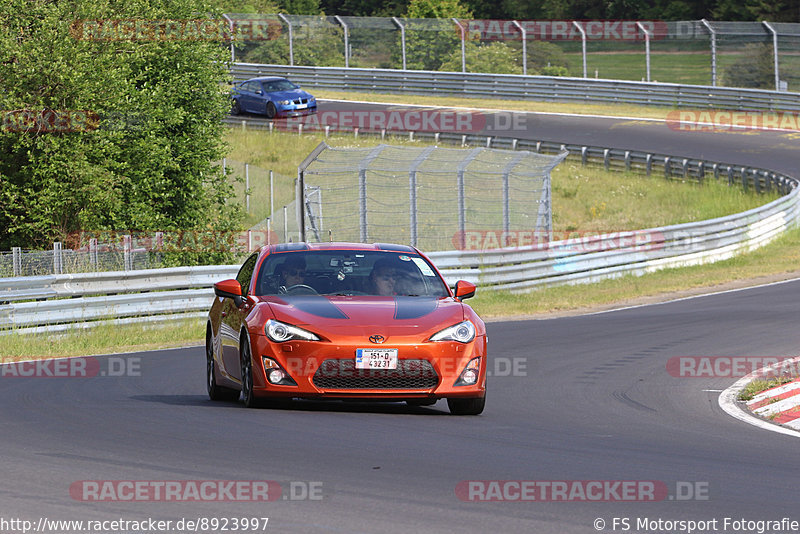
[{"xmin": 2, "ymin": 103, "xmax": 800, "ymax": 533}]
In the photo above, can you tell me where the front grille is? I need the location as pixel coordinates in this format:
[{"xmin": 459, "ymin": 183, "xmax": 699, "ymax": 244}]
[
  {"xmin": 293, "ymin": 98, "xmax": 308, "ymax": 105},
  {"xmin": 313, "ymin": 359, "xmax": 439, "ymax": 390}
]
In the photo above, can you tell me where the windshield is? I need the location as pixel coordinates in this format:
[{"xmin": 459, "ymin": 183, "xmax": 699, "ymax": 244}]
[
  {"xmin": 265, "ymin": 79, "xmax": 299, "ymax": 92},
  {"xmin": 254, "ymin": 250, "xmax": 450, "ymax": 297}
]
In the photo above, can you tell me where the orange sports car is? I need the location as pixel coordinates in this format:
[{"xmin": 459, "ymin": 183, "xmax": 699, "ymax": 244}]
[{"xmin": 205, "ymin": 242, "xmax": 487, "ymax": 415}]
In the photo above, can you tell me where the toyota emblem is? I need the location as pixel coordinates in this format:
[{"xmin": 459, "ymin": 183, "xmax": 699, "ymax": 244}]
[{"xmin": 369, "ymin": 334, "xmax": 385, "ymax": 344}]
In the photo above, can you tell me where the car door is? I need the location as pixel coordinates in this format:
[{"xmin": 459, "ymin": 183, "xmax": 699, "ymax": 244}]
[{"xmin": 220, "ymin": 253, "xmax": 259, "ymax": 381}]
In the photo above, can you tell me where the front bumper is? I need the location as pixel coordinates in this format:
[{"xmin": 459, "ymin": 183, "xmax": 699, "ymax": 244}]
[{"xmin": 248, "ymin": 333, "xmax": 486, "ymax": 400}]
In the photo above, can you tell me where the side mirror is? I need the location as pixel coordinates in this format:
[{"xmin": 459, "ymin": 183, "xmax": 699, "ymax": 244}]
[
  {"xmin": 214, "ymin": 279, "xmax": 244, "ymax": 306},
  {"xmin": 454, "ymin": 280, "xmax": 476, "ymax": 301}
]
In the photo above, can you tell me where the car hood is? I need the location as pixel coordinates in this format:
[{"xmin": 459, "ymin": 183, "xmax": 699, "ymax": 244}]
[
  {"xmin": 261, "ymin": 295, "xmax": 464, "ymax": 338},
  {"xmin": 268, "ymin": 89, "xmax": 312, "ymax": 99}
]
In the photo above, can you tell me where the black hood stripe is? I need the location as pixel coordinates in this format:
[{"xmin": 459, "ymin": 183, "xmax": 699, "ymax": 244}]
[
  {"xmin": 283, "ymin": 296, "xmax": 349, "ymax": 319},
  {"xmin": 394, "ymin": 297, "xmax": 439, "ymax": 320}
]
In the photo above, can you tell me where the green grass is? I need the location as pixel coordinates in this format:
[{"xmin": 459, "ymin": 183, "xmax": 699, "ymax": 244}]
[
  {"xmin": 0, "ymin": 318, "xmax": 204, "ymax": 361},
  {"xmin": 738, "ymin": 376, "xmax": 796, "ymax": 402}
]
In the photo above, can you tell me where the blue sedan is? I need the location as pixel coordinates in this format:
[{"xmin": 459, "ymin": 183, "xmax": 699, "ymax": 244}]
[{"xmin": 230, "ymin": 77, "xmax": 317, "ymax": 119}]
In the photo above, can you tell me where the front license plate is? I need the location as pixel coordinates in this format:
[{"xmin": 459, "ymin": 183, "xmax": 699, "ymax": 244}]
[
  {"xmin": 295, "ymin": 103, "xmax": 308, "ymax": 109},
  {"xmin": 355, "ymin": 348, "xmax": 398, "ymax": 369}
]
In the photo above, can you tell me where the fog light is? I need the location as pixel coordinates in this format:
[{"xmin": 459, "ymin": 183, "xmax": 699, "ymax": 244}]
[
  {"xmin": 268, "ymin": 369, "xmax": 286, "ymax": 384},
  {"xmin": 461, "ymin": 369, "xmax": 478, "ymax": 385},
  {"xmin": 262, "ymin": 356, "xmax": 297, "ymax": 386},
  {"xmin": 454, "ymin": 357, "xmax": 481, "ymax": 387}
]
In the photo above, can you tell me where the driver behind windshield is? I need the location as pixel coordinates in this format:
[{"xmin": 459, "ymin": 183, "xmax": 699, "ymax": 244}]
[{"xmin": 276, "ymin": 256, "xmax": 306, "ymax": 290}]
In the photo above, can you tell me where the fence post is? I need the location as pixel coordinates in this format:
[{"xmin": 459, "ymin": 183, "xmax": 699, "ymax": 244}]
[
  {"xmin": 701, "ymin": 19, "xmax": 717, "ymax": 86},
  {"xmin": 53, "ymin": 241, "xmax": 63, "ymax": 275},
  {"xmin": 392, "ymin": 17, "xmax": 406, "ymax": 70},
  {"xmin": 245, "ymin": 163, "xmax": 250, "ymax": 213},
  {"xmin": 12, "ymin": 246, "xmax": 21, "ymax": 276},
  {"xmin": 89, "ymin": 238, "xmax": 98, "ymax": 270},
  {"xmin": 123, "ymin": 235, "xmax": 132, "ymax": 271}
]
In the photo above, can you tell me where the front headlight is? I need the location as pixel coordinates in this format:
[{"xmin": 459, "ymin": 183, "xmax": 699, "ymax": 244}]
[
  {"xmin": 265, "ymin": 319, "xmax": 320, "ymax": 342},
  {"xmin": 278, "ymin": 100, "xmax": 291, "ymax": 105},
  {"xmin": 430, "ymin": 320, "xmax": 476, "ymax": 343}
]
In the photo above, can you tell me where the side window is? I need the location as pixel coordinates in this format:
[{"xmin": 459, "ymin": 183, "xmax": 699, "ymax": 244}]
[{"xmin": 236, "ymin": 254, "xmax": 259, "ymax": 297}]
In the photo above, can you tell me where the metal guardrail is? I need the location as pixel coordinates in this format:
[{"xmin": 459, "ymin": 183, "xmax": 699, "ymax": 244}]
[
  {"xmin": 2, "ymin": 170, "xmax": 797, "ymax": 332},
  {"xmin": 4, "ymin": 82, "xmax": 799, "ymax": 332},
  {"xmin": 231, "ymin": 63, "xmax": 800, "ymax": 112}
]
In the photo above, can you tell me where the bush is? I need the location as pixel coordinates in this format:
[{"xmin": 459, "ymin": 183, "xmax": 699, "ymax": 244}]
[{"xmin": 722, "ymin": 43, "xmax": 775, "ymax": 89}]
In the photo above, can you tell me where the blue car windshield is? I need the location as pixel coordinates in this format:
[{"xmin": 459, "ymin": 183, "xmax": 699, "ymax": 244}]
[
  {"xmin": 254, "ymin": 251, "xmax": 449, "ymax": 297},
  {"xmin": 265, "ymin": 80, "xmax": 298, "ymax": 92}
]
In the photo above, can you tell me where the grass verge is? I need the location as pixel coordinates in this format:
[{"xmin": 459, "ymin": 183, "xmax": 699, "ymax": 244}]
[
  {"xmin": 738, "ymin": 376, "xmax": 796, "ymax": 402},
  {"xmin": 0, "ymin": 318, "xmax": 204, "ymax": 361}
]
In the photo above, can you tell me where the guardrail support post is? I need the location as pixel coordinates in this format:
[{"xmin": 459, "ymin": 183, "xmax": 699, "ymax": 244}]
[
  {"xmin": 581, "ymin": 146, "xmax": 588, "ymax": 165},
  {"xmin": 741, "ymin": 167, "xmax": 748, "ymax": 191},
  {"xmin": 645, "ymin": 154, "xmax": 652, "ymax": 176},
  {"xmin": 682, "ymin": 159, "xmax": 689, "ymax": 179},
  {"xmin": 664, "ymin": 157, "xmax": 671, "ymax": 179},
  {"xmin": 12, "ymin": 246, "xmax": 21, "ymax": 276},
  {"xmin": 697, "ymin": 161, "xmax": 705, "ymax": 184},
  {"xmin": 603, "ymin": 148, "xmax": 610, "ymax": 171},
  {"xmin": 624, "ymin": 151, "xmax": 631, "ymax": 172}
]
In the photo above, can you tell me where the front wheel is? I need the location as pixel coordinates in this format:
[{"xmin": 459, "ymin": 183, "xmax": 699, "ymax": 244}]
[
  {"xmin": 207, "ymin": 329, "xmax": 239, "ymax": 402},
  {"xmin": 265, "ymin": 101, "xmax": 277, "ymax": 119},
  {"xmin": 240, "ymin": 339, "xmax": 261, "ymax": 408},
  {"xmin": 447, "ymin": 395, "xmax": 485, "ymax": 415},
  {"xmin": 231, "ymin": 99, "xmax": 241, "ymax": 115}
]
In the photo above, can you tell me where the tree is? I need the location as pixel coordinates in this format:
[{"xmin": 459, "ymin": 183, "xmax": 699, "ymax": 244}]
[
  {"xmin": 439, "ymin": 41, "xmax": 522, "ymax": 74},
  {"xmin": 400, "ymin": 0, "xmax": 472, "ymax": 71},
  {"xmin": 722, "ymin": 43, "xmax": 775, "ymax": 88},
  {"xmin": 0, "ymin": 0, "xmax": 241, "ymax": 264}
]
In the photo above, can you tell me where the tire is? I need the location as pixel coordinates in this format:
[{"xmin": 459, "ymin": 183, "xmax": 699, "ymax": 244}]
[
  {"xmin": 240, "ymin": 337, "xmax": 262, "ymax": 408},
  {"xmin": 231, "ymin": 99, "xmax": 241, "ymax": 115},
  {"xmin": 265, "ymin": 101, "xmax": 277, "ymax": 119},
  {"xmin": 206, "ymin": 328, "xmax": 239, "ymax": 402},
  {"xmin": 447, "ymin": 395, "xmax": 485, "ymax": 415}
]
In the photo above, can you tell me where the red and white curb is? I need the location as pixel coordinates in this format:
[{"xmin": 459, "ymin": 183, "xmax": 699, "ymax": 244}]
[
  {"xmin": 718, "ymin": 356, "xmax": 800, "ymax": 439},
  {"xmin": 746, "ymin": 379, "xmax": 800, "ymax": 430}
]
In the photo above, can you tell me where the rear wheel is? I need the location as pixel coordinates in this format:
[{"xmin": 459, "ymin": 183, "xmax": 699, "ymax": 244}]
[
  {"xmin": 265, "ymin": 101, "xmax": 277, "ymax": 119},
  {"xmin": 447, "ymin": 395, "xmax": 485, "ymax": 415},
  {"xmin": 206, "ymin": 329, "xmax": 239, "ymax": 402}
]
